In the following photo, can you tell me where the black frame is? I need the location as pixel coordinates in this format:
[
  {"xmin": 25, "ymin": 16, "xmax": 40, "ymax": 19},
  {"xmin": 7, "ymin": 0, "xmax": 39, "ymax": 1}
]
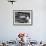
[{"xmin": 13, "ymin": 10, "xmax": 33, "ymax": 26}]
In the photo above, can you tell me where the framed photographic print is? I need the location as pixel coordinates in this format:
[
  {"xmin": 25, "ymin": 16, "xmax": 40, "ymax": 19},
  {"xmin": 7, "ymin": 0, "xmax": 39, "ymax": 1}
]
[{"xmin": 13, "ymin": 10, "xmax": 33, "ymax": 25}]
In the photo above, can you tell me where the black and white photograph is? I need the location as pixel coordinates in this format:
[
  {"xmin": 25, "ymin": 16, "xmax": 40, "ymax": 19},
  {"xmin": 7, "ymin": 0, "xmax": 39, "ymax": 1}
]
[{"xmin": 13, "ymin": 10, "xmax": 32, "ymax": 25}]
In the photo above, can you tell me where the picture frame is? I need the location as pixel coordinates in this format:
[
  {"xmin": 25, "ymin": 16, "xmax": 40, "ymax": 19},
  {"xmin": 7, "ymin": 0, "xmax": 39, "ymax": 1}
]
[{"xmin": 13, "ymin": 10, "xmax": 33, "ymax": 26}]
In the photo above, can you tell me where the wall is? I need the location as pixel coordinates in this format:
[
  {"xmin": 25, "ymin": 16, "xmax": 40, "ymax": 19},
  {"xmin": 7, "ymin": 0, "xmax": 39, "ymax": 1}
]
[{"xmin": 0, "ymin": 0, "xmax": 46, "ymax": 42}]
